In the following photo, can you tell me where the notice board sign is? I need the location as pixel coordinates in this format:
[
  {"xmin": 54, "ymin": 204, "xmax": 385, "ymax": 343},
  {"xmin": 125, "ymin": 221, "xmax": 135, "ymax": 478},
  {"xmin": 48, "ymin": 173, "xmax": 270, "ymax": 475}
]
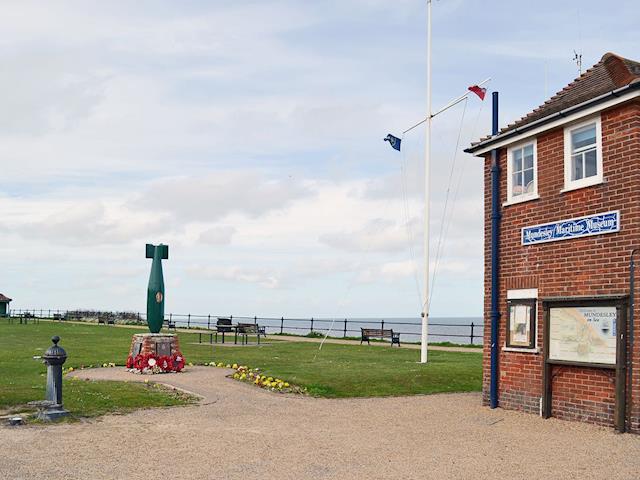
[{"xmin": 548, "ymin": 306, "xmax": 617, "ymax": 365}]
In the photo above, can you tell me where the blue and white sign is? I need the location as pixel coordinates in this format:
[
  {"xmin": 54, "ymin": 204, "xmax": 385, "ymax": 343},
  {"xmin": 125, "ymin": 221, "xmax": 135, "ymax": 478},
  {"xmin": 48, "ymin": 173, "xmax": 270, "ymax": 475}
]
[{"xmin": 522, "ymin": 210, "xmax": 620, "ymax": 246}]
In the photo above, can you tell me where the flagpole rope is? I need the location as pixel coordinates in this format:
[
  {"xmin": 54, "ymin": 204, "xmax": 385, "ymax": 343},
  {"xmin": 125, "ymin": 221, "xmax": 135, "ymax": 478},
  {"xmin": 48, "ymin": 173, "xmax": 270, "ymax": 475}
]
[
  {"xmin": 428, "ymin": 97, "xmax": 468, "ymax": 309},
  {"xmin": 429, "ymin": 95, "xmax": 487, "ymax": 310},
  {"xmin": 399, "ymin": 133, "xmax": 425, "ymax": 312}
]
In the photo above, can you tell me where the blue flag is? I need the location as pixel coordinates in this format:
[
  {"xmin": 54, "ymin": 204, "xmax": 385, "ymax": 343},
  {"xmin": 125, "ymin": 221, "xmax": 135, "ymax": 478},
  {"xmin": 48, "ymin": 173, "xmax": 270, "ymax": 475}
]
[{"xmin": 384, "ymin": 134, "xmax": 401, "ymax": 151}]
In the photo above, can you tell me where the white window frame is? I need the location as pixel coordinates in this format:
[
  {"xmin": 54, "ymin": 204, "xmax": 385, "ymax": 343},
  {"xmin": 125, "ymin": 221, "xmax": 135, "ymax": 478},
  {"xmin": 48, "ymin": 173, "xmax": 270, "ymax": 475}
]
[
  {"xmin": 562, "ymin": 115, "xmax": 603, "ymax": 192},
  {"xmin": 504, "ymin": 138, "xmax": 539, "ymax": 206},
  {"xmin": 503, "ymin": 289, "xmax": 539, "ymax": 354}
]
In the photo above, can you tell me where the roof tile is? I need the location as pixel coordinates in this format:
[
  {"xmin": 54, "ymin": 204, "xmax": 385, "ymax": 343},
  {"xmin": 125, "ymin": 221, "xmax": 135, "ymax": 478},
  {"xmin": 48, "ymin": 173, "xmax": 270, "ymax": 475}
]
[{"xmin": 500, "ymin": 52, "xmax": 640, "ymax": 135}]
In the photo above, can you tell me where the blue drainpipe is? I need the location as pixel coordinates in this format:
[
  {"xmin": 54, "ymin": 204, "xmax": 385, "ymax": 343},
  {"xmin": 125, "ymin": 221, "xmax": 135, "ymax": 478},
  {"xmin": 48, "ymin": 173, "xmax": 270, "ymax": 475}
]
[{"xmin": 490, "ymin": 91, "xmax": 500, "ymax": 409}]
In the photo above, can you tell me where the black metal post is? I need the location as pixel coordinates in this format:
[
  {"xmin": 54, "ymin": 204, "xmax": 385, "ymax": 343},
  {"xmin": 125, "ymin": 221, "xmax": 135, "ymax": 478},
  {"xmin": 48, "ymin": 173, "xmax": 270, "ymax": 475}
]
[
  {"xmin": 310, "ymin": 317, "xmax": 314, "ymax": 333},
  {"xmin": 490, "ymin": 91, "xmax": 501, "ymax": 409},
  {"xmin": 629, "ymin": 249, "xmax": 637, "ymax": 431},
  {"xmin": 470, "ymin": 322, "xmax": 475, "ymax": 345},
  {"xmin": 344, "ymin": 319, "xmax": 347, "ymax": 338},
  {"xmin": 280, "ymin": 317, "xmax": 284, "ymax": 334}
]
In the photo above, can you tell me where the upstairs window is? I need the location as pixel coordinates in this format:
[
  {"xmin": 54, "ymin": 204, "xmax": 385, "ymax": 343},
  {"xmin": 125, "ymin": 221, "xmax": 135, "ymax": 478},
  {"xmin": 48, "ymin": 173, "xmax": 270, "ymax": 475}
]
[
  {"xmin": 563, "ymin": 116, "xmax": 603, "ymax": 191},
  {"xmin": 506, "ymin": 140, "xmax": 537, "ymax": 204}
]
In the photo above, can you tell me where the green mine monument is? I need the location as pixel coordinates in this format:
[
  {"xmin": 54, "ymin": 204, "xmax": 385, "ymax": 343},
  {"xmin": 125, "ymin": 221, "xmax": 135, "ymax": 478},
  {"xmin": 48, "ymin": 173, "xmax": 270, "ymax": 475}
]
[
  {"xmin": 146, "ymin": 243, "xmax": 168, "ymax": 333},
  {"xmin": 124, "ymin": 242, "xmax": 184, "ymax": 374}
]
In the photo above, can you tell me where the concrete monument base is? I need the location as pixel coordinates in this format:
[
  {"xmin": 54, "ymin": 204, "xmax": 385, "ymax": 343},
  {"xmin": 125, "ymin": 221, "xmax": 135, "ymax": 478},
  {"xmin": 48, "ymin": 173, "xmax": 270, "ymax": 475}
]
[
  {"xmin": 128, "ymin": 333, "xmax": 181, "ymax": 358},
  {"xmin": 127, "ymin": 333, "xmax": 185, "ymax": 373}
]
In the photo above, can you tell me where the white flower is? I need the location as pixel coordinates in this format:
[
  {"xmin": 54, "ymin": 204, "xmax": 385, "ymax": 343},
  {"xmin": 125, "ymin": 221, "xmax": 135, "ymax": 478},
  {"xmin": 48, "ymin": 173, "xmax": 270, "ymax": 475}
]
[
  {"xmin": 148, "ymin": 358, "xmax": 157, "ymax": 367},
  {"xmin": 176, "ymin": 356, "xmax": 183, "ymax": 362}
]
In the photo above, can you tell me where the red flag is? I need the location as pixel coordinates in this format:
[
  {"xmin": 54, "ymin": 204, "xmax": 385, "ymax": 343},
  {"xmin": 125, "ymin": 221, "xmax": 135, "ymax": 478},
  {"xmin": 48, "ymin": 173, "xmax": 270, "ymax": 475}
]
[{"xmin": 468, "ymin": 84, "xmax": 487, "ymax": 100}]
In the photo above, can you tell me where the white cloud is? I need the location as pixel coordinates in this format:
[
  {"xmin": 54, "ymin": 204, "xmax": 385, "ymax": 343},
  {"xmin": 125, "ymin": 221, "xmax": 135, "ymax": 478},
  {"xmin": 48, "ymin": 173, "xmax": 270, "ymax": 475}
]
[
  {"xmin": 319, "ymin": 218, "xmax": 414, "ymax": 253},
  {"xmin": 358, "ymin": 260, "xmax": 417, "ymax": 283},
  {"xmin": 186, "ymin": 265, "xmax": 281, "ymax": 289},
  {"xmin": 198, "ymin": 226, "xmax": 236, "ymax": 245},
  {"xmin": 132, "ymin": 171, "xmax": 312, "ymax": 223}
]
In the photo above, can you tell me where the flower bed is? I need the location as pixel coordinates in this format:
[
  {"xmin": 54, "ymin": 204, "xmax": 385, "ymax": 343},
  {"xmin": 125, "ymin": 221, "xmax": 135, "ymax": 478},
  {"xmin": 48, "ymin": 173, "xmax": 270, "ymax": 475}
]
[
  {"xmin": 205, "ymin": 362, "xmax": 305, "ymax": 394},
  {"xmin": 126, "ymin": 352, "xmax": 186, "ymax": 374}
]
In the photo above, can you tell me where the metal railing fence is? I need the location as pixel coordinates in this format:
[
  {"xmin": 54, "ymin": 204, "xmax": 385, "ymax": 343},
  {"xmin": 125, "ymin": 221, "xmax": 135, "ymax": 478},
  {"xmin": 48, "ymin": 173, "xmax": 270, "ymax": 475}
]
[{"xmin": 7, "ymin": 308, "xmax": 484, "ymax": 345}]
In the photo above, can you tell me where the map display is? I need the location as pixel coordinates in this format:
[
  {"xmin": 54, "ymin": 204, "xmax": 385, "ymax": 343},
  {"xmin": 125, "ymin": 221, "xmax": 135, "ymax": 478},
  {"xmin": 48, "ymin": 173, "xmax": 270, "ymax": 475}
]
[{"xmin": 549, "ymin": 306, "xmax": 617, "ymax": 365}]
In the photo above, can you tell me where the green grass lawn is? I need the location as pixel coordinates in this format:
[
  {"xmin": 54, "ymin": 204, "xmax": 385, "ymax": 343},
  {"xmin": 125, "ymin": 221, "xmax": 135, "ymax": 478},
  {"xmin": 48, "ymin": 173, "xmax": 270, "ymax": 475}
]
[
  {"xmin": 0, "ymin": 321, "xmax": 193, "ymax": 418},
  {"xmin": 203, "ymin": 341, "xmax": 481, "ymax": 397},
  {"xmin": 0, "ymin": 319, "xmax": 482, "ymax": 417}
]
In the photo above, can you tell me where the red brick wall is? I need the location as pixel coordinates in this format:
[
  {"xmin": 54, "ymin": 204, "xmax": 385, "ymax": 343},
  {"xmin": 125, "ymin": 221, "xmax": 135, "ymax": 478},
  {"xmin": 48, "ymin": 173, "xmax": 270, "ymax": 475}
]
[{"xmin": 482, "ymin": 100, "xmax": 640, "ymax": 430}]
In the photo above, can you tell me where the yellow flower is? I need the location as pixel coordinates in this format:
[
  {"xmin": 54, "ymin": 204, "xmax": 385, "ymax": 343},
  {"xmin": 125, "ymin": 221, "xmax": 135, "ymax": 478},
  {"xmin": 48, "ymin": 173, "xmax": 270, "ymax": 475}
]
[
  {"xmin": 233, "ymin": 373, "xmax": 240, "ymax": 379},
  {"xmin": 232, "ymin": 363, "xmax": 238, "ymax": 369},
  {"xmin": 144, "ymin": 379, "xmax": 149, "ymax": 384},
  {"xmin": 278, "ymin": 382, "xmax": 284, "ymax": 389},
  {"xmin": 254, "ymin": 378, "xmax": 260, "ymax": 385},
  {"xmin": 217, "ymin": 362, "xmax": 224, "ymax": 367},
  {"xmin": 267, "ymin": 377, "xmax": 273, "ymax": 382},
  {"xmin": 240, "ymin": 373, "xmax": 247, "ymax": 380},
  {"xmin": 284, "ymin": 382, "xmax": 289, "ymax": 388},
  {"xmin": 226, "ymin": 364, "xmax": 231, "ymax": 368},
  {"xmin": 68, "ymin": 367, "xmax": 74, "ymax": 372}
]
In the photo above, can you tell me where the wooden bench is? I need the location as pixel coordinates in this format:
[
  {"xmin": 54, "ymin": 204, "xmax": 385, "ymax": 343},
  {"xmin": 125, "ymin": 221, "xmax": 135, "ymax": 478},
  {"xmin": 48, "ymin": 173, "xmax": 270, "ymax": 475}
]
[
  {"xmin": 19, "ymin": 313, "xmax": 38, "ymax": 325},
  {"xmin": 235, "ymin": 323, "xmax": 263, "ymax": 345},
  {"xmin": 360, "ymin": 328, "xmax": 400, "ymax": 347},
  {"xmin": 215, "ymin": 318, "xmax": 233, "ymax": 344},
  {"xmin": 98, "ymin": 316, "xmax": 115, "ymax": 325}
]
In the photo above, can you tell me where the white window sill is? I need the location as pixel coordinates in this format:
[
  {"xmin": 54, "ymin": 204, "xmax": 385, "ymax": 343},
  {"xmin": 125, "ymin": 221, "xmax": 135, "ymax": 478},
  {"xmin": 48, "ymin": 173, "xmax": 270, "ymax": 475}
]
[
  {"xmin": 502, "ymin": 346, "xmax": 540, "ymax": 354},
  {"xmin": 560, "ymin": 177, "xmax": 604, "ymax": 193},
  {"xmin": 503, "ymin": 194, "xmax": 540, "ymax": 207}
]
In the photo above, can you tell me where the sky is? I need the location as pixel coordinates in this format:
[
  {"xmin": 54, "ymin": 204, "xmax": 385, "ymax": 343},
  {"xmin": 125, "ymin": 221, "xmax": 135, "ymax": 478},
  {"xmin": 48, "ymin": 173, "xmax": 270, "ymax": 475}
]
[{"xmin": 0, "ymin": 0, "xmax": 637, "ymax": 318}]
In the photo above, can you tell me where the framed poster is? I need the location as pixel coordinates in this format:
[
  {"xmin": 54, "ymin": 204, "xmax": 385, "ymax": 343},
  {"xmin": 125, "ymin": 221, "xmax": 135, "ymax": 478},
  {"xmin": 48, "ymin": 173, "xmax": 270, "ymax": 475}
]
[
  {"xmin": 548, "ymin": 305, "xmax": 617, "ymax": 365},
  {"xmin": 506, "ymin": 300, "xmax": 536, "ymax": 349}
]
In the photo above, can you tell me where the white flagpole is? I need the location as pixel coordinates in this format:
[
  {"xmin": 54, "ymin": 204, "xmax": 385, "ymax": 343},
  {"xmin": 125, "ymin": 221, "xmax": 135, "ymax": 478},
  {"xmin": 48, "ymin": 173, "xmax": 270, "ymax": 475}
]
[{"xmin": 421, "ymin": 0, "xmax": 432, "ymax": 364}]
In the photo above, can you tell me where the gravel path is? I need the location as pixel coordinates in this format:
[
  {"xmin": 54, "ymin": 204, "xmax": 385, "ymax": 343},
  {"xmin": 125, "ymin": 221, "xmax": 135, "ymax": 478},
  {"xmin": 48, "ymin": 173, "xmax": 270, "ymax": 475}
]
[{"xmin": 1, "ymin": 367, "xmax": 639, "ymax": 480}]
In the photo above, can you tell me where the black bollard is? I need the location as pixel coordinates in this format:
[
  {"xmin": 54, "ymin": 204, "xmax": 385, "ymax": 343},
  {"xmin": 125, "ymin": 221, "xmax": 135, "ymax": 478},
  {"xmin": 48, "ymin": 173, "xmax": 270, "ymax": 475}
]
[{"xmin": 38, "ymin": 336, "xmax": 69, "ymax": 420}]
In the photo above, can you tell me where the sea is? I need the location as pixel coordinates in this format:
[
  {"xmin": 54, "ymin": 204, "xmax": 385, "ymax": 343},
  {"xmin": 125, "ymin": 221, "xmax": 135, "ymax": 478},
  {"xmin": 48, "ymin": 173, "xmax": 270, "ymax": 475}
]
[{"xmin": 169, "ymin": 315, "xmax": 484, "ymax": 346}]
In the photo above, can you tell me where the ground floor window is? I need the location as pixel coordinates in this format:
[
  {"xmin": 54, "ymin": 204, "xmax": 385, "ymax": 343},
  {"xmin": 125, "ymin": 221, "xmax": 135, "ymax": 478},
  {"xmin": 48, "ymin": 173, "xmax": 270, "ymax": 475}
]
[{"xmin": 506, "ymin": 299, "xmax": 536, "ymax": 349}]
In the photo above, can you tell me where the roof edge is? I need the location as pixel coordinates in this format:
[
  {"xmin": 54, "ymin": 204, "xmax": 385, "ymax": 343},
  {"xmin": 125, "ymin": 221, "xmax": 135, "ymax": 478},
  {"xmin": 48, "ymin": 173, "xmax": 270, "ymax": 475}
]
[{"xmin": 465, "ymin": 81, "xmax": 640, "ymax": 156}]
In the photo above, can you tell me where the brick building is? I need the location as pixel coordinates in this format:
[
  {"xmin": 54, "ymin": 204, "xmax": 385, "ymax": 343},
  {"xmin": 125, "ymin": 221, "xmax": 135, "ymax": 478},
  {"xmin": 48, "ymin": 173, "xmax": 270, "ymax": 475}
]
[{"xmin": 466, "ymin": 52, "xmax": 640, "ymax": 432}]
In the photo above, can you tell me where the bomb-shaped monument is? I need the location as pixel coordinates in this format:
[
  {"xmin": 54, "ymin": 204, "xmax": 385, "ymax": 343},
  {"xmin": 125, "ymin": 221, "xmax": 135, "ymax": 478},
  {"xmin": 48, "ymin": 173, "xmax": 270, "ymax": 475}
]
[
  {"xmin": 146, "ymin": 243, "xmax": 167, "ymax": 333},
  {"xmin": 126, "ymin": 244, "xmax": 186, "ymax": 373}
]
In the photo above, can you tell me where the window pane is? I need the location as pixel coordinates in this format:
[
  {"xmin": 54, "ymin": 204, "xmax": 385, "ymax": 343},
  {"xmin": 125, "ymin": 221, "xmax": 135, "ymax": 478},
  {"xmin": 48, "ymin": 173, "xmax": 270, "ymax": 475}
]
[
  {"xmin": 512, "ymin": 172, "xmax": 523, "ymax": 196},
  {"xmin": 510, "ymin": 304, "xmax": 531, "ymax": 346},
  {"xmin": 523, "ymin": 168, "xmax": 534, "ymax": 193},
  {"xmin": 572, "ymin": 124, "xmax": 596, "ymax": 150},
  {"xmin": 523, "ymin": 145, "xmax": 534, "ymax": 169},
  {"xmin": 512, "ymin": 149, "xmax": 522, "ymax": 172},
  {"xmin": 572, "ymin": 153, "xmax": 583, "ymax": 180},
  {"xmin": 585, "ymin": 149, "xmax": 597, "ymax": 177}
]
